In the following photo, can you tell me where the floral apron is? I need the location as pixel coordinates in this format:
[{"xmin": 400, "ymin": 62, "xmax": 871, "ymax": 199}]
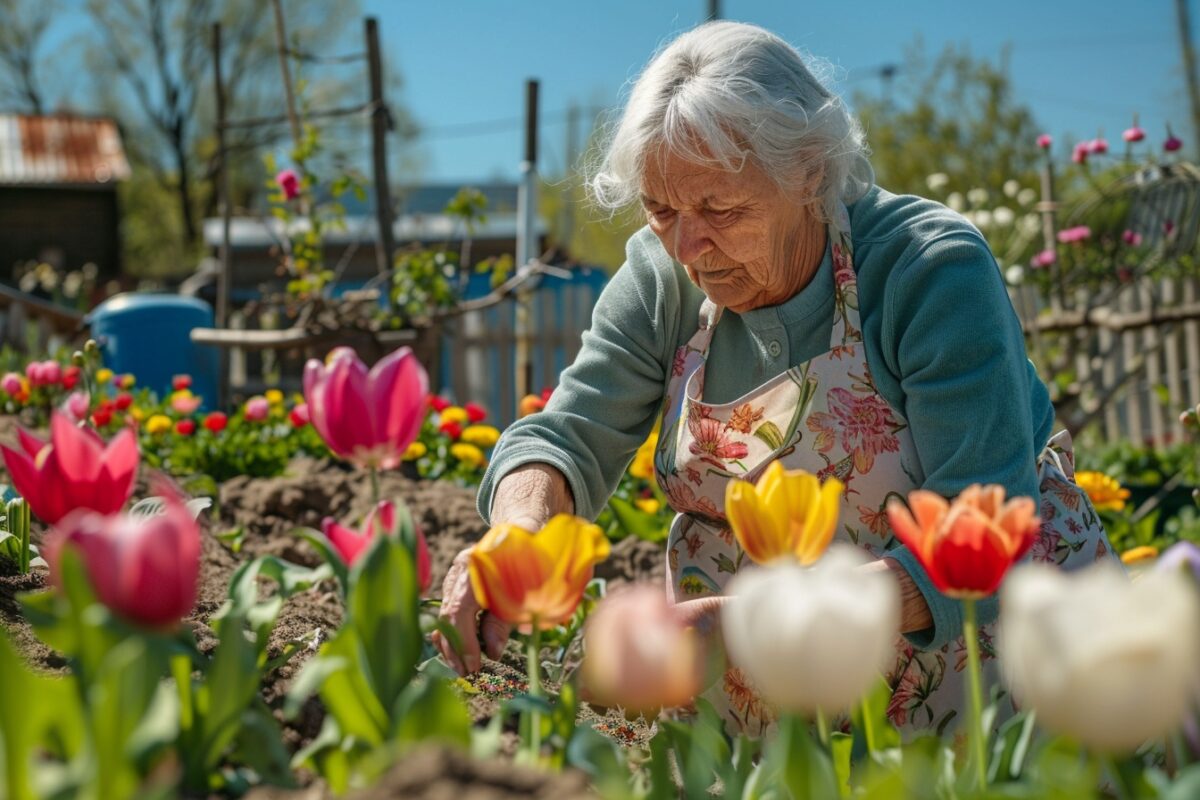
[{"xmin": 653, "ymin": 209, "xmax": 1117, "ymax": 738}]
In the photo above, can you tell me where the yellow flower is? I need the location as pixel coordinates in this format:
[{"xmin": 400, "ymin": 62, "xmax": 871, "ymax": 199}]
[
  {"xmin": 404, "ymin": 441, "xmax": 428, "ymax": 461},
  {"xmin": 450, "ymin": 442, "xmax": 487, "ymax": 469},
  {"xmin": 145, "ymin": 414, "xmax": 172, "ymax": 435},
  {"xmin": 1076, "ymin": 471, "xmax": 1131, "ymax": 512},
  {"xmin": 130, "ymin": 406, "xmax": 146, "ymax": 422},
  {"xmin": 460, "ymin": 424, "xmax": 501, "ymax": 448},
  {"xmin": 440, "ymin": 406, "xmax": 469, "ymax": 426},
  {"xmin": 120, "ymin": 374, "xmax": 136, "ymax": 389},
  {"xmin": 265, "ymin": 389, "xmax": 284, "ymax": 406},
  {"xmin": 725, "ymin": 461, "xmax": 843, "ymax": 565},
  {"xmin": 95, "ymin": 368, "xmax": 113, "ymax": 385},
  {"xmin": 469, "ymin": 515, "xmax": 610, "ymax": 631},
  {"xmin": 635, "ymin": 497, "xmax": 661, "ymax": 514},
  {"xmin": 1121, "ymin": 545, "xmax": 1159, "ymax": 565},
  {"xmin": 629, "ymin": 432, "xmax": 658, "ymax": 479}
]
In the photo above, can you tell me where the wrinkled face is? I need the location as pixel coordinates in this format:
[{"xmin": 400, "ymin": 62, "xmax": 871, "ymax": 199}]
[{"xmin": 640, "ymin": 147, "xmax": 823, "ymax": 313}]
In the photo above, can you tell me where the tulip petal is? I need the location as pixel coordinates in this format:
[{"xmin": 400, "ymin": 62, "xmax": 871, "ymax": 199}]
[
  {"xmin": 99, "ymin": 428, "xmax": 139, "ymax": 513},
  {"xmin": 48, "ymin": 412, "xmax": 104, "ymax": 485},
  {"xmin": 367, "ymin": 348, "xmax": 428, "ymax": 464},
  {"xmin": 16, "ymin": 426, "xmax": 45, "ymax": 458},
  {"xmin": 322, "ymin": 517, "xmax": 370, "ymax": 565},
  {"xmin": 727, "ymin": 478, "xmax": 779, "ymax": 563},
  {"xmin": 796, "ymin": 477, "xmax": 843, "ymax": 565},
  {"xmin": 933, "ymin": 509, "xmax": 1011, "ymax": 597}
]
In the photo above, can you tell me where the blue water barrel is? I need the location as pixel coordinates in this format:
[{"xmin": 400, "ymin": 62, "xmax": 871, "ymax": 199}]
[{"xmin": 86, "ymin": 294, "xmax": 219, "ymax": 409}]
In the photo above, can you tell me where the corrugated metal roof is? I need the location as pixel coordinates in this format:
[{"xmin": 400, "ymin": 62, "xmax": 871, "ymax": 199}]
[{"xmin": 0, "ymin": 114, "xmax": 131, "ymax": 186}]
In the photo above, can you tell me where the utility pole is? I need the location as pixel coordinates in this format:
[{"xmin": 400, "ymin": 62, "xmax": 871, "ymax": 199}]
[
  {"xmin": 1176, "ymin": 0, "xmax": 1200, "ymax": 160},
  {"xmin": 707, "ymin": 0, "xmax": 720, "ymax": 21},
  {"xmin": 515, "ymin": 79, "xmax": 539, "ymax": 403},
  {"xmin": 365, "ymin": 17, "xmax": 397, "ymax": 291}
]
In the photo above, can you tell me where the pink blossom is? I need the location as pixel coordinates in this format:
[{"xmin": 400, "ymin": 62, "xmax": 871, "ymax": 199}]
[
  {"xmin": 276, "ymin": 168, "xmax": 301, "ymax": 200},
  {"xmin": 63, "ymin": 391, "xmax": 90, "ymax": 422},
  {"xmin": 1030, "ymin": 249, "xmax": 1057, "ymax": 268},
  {"xmin": 1165, "ymin": 131, "xmax": 1183, "ymax": 153},
  {"xmin": 1123, "ymin": 126, "xmax": 1145, "ymax": 143},
  {"xmin": 1087, "ymin": 138, "xmax": 1109, "ymax": 155},
  {"xmin": 1122, "ymin": 230, "xmax": 1143, "ymax": 246},
  {"xmin": 1, "ymin": 372, "xmax": 21, "ymax": 395},
  {"xmin": 1072, "ymin": 143, "xmax": 1089, "ymax": 165},
  {"xmin": 171, "ymin": 392, "xmax": 202, "ymax": 415},
  {"xmin": 1057, "ymin": 226, "xmax": 1092, "ymax": 244},
  {"xmin": 1036, "ymin": 133, "xmax": 1053, "ymax": 150},
  {"xmin": 244, "ymin": 396, "xmax": 270, "ymax": 422}
]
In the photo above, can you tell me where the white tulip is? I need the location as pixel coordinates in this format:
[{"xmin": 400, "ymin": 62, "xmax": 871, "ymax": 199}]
[
  {"xmin": 993, "ymin": 206, "xmax": 1015, "ymax": 227},
  {"xmin": 926, "ymin": 172, "xmax": 950, "ymax": 192},
  {"xmin": 999, "ymin": 562, "xmax": 1200, "ymax": 753},
  {"xmin": 1004, "ymin": 179, "xmax": 1021, "ymax": 198},
  {"xmin": 721, "ymin": 546, "xmax": 901, "ymax": 715},
  {"xmin": 946, "ymin": 192, "xmax": 964, "ymax": 212},
  {"xmin": 1017, "ymin": 188, "xmax": 1038, "ymax": 206}
]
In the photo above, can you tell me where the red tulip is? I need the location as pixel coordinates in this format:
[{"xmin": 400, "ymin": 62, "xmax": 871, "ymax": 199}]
[
  {"xmin": 887, "ymin": 484, "xmax": 1039, "ymax": 598},
  {"xmin": 320, "ymin": 500, "xmax": 432, "ymax": 591},
  {"xmin": 1072, "ymin": 143, "xmax": 1089, "ymax": 164},
  {"xmin": 303, "ymin": 347, "xmax": 428, "ymax": 470},
  {"xmin": 1123, "ymin": 126, "xmax": 1145, "ymax": 143},
  {"xmin": 91, "ymin": 407, "xmax": 113, "ymax": 428},
  {"xmin": 62, "ymin": 365, "xmax": 81, "ymax": 390},
  {"xmin": 175, "ymin": 419, "xmax": 196, "ymax": 436},
  {"xmin": 0, "ymin": 412, "xmax": 139, "ymax": 524},
  {"xmin": 439, "ymin": 420, "xmax": 463, "ymax": 440},
  {"xmin": 465, "ymin": 402, "xmax": 487, "ymax": 423},
  {"xmin": 428, "ymin": 394, "xmax": 451, "ymax": 413},
  {"xmin": 172, "ymin": 374, "xmax": 192, "ymax": 391},
  {"xmin": 203, "ymin": 412, "xmax": 228, "ymax": 433},
  {"xmin": 289, "ymin": 403, "xmax": 310, "ymax": 428},
  {"xmin": 114, "ymin": 392, "xmax": 134, "ymax": 411},
  {"xmin": 43, "ymin": 492, "xmax": 200, "ymax": 629}
]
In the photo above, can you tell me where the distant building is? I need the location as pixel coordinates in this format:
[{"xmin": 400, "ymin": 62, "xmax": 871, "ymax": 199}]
[
  {"xmin": 201, "ymin": 182, "xmax": 548, "ymax": 293},
  {"xmin": 0, "ymin": 114, "xmax": 131, "ymax": 281}
]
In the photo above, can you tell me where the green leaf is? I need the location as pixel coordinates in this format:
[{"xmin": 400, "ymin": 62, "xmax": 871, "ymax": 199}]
[
  {"xmin": 389, "ymin": 678, "xmax": 471, "ymax": 748},
  {"xmin": 298, "ymin": 527, "xmax": 350, "ymax": 595},
  {"xmin": 347, "ymin": 535, "xmax": 422, "ymax": 711},
  {"xmin": 852, "ymin": 677, "xmax": 901, "ymax": 758},
  {"xmin": 831, "ymin": 732, "xmax": 853, "ymax": 798},
  {"xmin": 988, "ymin": 710, "xmax": 1036, "ymax": 783},
  {"xmin": 753, "ymin": 420, "xmax": 785, "ymax": 451},
  {"xmin": 778, "ymin": 715, "xmax": 838, "ymax": 800},
  {"xmin": 566, "ymin": 724, "xmax": 628, "ymax": 797},
  {"xmin": 1158, "ymin": 762, "xmax": 1200, "ymax": 800},
  {"xmin": 314, "ymin": 635, "xmax": 389, "ymax": 746},
  {"xmin": 606, "ymin": 495, "xmax": 668, "ymax": 542}
]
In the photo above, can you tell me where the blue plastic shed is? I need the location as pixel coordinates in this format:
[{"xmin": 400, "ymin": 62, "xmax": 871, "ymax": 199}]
[{"xmin": 86, "ymin": 294, "xmax": 220, "ymax": 410}]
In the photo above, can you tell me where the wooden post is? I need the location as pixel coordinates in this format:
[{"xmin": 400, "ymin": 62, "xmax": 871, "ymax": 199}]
[
  {"xmin": 515, "ymin": 79, "xmax": 539, "ymax": 401},
  {"xmin": 365, "ymin": 17, "xmax": 397, "ymax": 292},
  {"xmin": 269, "ymin": 0, "xmax": 303, "ymax": 150},
  {"xmin": 212, "ymin": 22, "xmax": 232, "ymax": 407}
]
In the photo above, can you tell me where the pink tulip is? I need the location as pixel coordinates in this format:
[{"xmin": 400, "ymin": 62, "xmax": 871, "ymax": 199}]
[
  {"xmin": 1057, "ymin": 226, "xmax": 1092, "ymax": 244},
  {"xmin": 304, "ymin": 346, "xmax": 428, "ymax": 470},
  {"xmin": 0, "ymin": 412, "xmax": 139, "ymax": 524},
  {"xmin": 1037, "ymin": 133, "xmax": 1053, "ymax": 150},
  {"xmin": 581, "ymin": 584, "xmax": 702, "ymax": 713},
  {"xmin": 321, "ymin": 500, "xmax": 432, "ymax": 591},
  {"xmin": 244, "ymin": 396, "xmax": 270, "ymax": 422},
  {"xmin": 41, "ymin": 361, "xmax": 61, "ymax": 385},
  {"xmin": 63, "ymin": 391, "xmax": 90, "ymax": 423},
  {"xmin": 276, "ymin": 168, "xmax": 301, "ymax": 200},
  {"xmin": 1, "ymin": 372, "xmax": 21, "ymax": 395},
  {"xmin": 1031, "ymin": 249, "xmax": 1057, "ymax": 268},
  {"xmin": 43, "ymin": 491, "xmax": 200, "ymax": 629},
  {"xmin": 1123, "ymin": 126, "xmax": 1145, "ymax": 143},
  {"xmin": 171, "ymin": 392, "xmax": 202, "ymax": 415},
  {"xmin": 24, "ymin": 361, "xmax": 45, "ymax": 387},
  {"xmin": 1088, "ymin": 138, "xmax": 1109, "ymax": 155},
  {"xmin": 1072, "ymin": 143, "xmax": 1089, "ymax": 164}
]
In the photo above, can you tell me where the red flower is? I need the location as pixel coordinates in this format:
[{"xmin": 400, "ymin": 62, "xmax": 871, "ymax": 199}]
[
  {"xmin": 276, "ymin": 168, "xmax": 301, "ymax": 200},
  {"xmin": 91, "ymin": 407, "xmax": 113, "ymax": 428},
  {"xmin": 172, "ymin": 374, "xmax": 192, "ymax": 391},
  {"xmin": 175, "ymin": 419, "xmax": 196, "ymax": 436},
  {"xmin": 289, "ymin": 403, "xmax": 310, "ymax": 428},
  {"xmin": 1123, "ymin": 126, "xmax": 1145, "ymax": 143},
  {"xmin": 203, "ymin": 412, "xmax": 228, "ymax": 434},
  {"xmin": 62, "ymin": 365, "xmax": 81, "ymax": 390},
  {"xmin": 465, "ymin": 402, "xmax": 487, "ymax": 423},
  {"xmin": 886, "ymin": 484, "xmax": 1039, "ymax": 598},
  {"xmin": 428, "ymin": 394, "xmax": 451, "ymax": 412},
  {"xmin": 1072, "ymin": 142, "xmax": 1089, "ymax": 164},
  {"xmin": 321, "ymin": 501, "xmax": 432, "ymax": 591},
  {"xmin": 439, "ymin": 420, "xmax": 463, "ymax": 440},
  {"xmin": 1087, "ymin": 137, "xmax": 1108, "ymax": 155},
  {"xmin": 114, "ymin": 393, "xmax": 134, "ymax": 411}
]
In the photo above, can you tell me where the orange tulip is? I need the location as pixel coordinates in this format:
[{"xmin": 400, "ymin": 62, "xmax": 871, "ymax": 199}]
[
  {"xmin": 581, "ymin": 584, "xmax": 701, "ymax": 713},
  {"xmin": 724, "ymin": 461, "xmax": 843, "ymax": 565},
  {"xmin": 886, "ymin": 484, "xmax": 1039, "ymax": 599},
  {"xmin": 468, "ymin": 514, "xmax": 610, "ymax": 632}
]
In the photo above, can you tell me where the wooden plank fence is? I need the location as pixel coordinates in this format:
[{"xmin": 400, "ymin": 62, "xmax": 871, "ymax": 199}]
[{"xmin": 0, "ymin": 284, "xmax": 84, "ymax": 357}]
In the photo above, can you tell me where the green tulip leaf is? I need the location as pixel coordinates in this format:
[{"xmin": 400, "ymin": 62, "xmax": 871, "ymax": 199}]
[{"xmin": 389, "ymin": 677, "xmax": 471, "ymax": 748}]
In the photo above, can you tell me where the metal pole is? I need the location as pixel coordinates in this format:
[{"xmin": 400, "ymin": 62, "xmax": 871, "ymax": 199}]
[
  {"xmin": 212, "ymin": 22, "xmax": 232, "ymax": 408},
  {"xmin": 365, "ymin": 17, "xmax": 396, "ymax": 294},
  {"xmin": 515, "ymin": 79, "xmax": 539, "ymax": 400}
]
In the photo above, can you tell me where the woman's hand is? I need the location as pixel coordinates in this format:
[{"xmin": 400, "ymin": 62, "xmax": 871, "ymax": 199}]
[{"xmin": 432, "ymin": 463, "xmax": 575, "ymax": 674}]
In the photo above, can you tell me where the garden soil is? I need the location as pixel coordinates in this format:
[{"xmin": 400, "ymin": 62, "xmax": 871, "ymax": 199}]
[{"xmin": 0, "ymin": 417, "xmax": 664, "ymax": 795}]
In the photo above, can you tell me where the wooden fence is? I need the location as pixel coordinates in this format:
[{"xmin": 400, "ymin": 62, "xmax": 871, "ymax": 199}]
[{"xmin": 0, "ymin": 284, "xmax": 84, "ymax": 358}]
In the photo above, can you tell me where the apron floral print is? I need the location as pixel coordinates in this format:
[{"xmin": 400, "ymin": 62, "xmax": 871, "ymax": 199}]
[{"xmin": 653, "ymin": 210, "xmax": 1118, "ymax": 738}]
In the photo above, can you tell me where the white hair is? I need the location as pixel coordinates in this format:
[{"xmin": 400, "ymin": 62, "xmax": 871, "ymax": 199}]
[{"xmin": 588, "ymin": 21, "xmax": 873, "ymax": 223}]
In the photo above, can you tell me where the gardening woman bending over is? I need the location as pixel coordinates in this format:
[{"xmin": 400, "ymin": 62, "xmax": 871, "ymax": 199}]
[{"xmin": 435, "ymin": 20, "xmax": 1117, "ymax": 736}]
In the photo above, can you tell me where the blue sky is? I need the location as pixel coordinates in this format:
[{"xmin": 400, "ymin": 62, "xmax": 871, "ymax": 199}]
[{"xmin": 365, "ymin": 0, "xmax": 1189, "ymax": 183}]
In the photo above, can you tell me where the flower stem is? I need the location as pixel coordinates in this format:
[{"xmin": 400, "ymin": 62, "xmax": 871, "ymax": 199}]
[
  {"xmin": 816, "ymin": 708, "xmax": 830, "ymax": 748},
  {"xmin": 369, "ymin": 467, "xmax": 381, "ymax": 506},
  {"xmin": 964, "ymin": 598, "xmax": 988, "ymax": 792},
  {"xmin": 526, "ymin": 619, "xmax": 542, "ymax": 763}
]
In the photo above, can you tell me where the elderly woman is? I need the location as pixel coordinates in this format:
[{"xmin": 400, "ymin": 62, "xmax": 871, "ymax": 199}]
[{"xmin": 436, "ymin": 21, "xmax": 1114, "ymax": 735}]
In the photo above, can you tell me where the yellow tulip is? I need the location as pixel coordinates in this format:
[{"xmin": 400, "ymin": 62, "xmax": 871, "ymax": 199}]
[
  {"xmin": 404, "ymin": 441, "xmax": 427, "ymax": 460},
  {"xmin": 629, "ymin": 432, "xmax": 658, "ymax": 479},
  {"xmin": 440, "ymin": 406, "xmax": 469, "ymax": 426},
  {"xmin": 265, "ymin": 389, "xmax": 284, "ymax": 406},
  {"xmin": 1120, "ymin": 545, "xmax": 1158, "ymax": 566},
  {"xmin": 145, "ymin": 414, "xmax": 172, "ymax": 436},
  {"xmin": 460, "ymin": 424, "xmax": 501, "ymax": 448},
  {"xmin": 469, "ymin": 515, "xmax": 611, "ymax": 632},
  {"xmin": 635, "ymin": 497, "xmax": 661, "ymax": 514},
  {"xmin": 725, "ymin": 461, "xmax": 843, "ymax": 565},
  {"xmin": 450, "ymin": 442, "xmax": 487, "ymax": 468},
  {"xmin": 95, "ymin": 368, "xmax": 114, "ymax": 385}
]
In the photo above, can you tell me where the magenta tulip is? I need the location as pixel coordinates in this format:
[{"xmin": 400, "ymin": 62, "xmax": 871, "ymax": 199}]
[
  {"xmin": 1165, "ymin": 130, "xmax": 1183, "ymax": 153},
  {"xmin": 303, "ymin": 346, "xmax": 428, "ymax": 470},
  {"xmin": 321, "ymin": 500, "xmax": 432, "ymax": 591},
  {"xmin": 1, "ymin": 412, "xmax": 139, "ymax": 524},
  {"xmin": 44, "ymin": 492, "xmax": 200, "ymax": 628}
]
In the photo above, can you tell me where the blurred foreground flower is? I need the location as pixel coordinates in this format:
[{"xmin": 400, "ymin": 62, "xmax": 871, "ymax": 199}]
[
  {"xmin": 1120, "ymin": 545, "xmax": 1158, "ymax": 566},
  {"xmin": 243, "ymin": 396, "xmax": 270, "ymax": 422},
  {"xmin": 303, "ymin": 346, "xmax": 428, "ymax": 470},
  {"xmin": 999, "ymin": 562, "xmax": 1200, "ymax": 753},
  {"xmin": 276, "ymin": 168, "xmax": 300, "ymax": 200},
  {"xmin": 1075, "ymin": 470, "xmax": 1130, "ymax": 512},
  {"xmin": 628, "ymin": 431, "xmax": 657, "ymax": 479},
  {"xmin": 321, "ymin": 500, "xmax": 431, "ymax": 591},
  {"xmin": 582, "ymin": 584, "xmax": 702, "ymax": 713},
  {"xmin": 468, "ymin": 514, "xmax": 610, "ymax": 632},
  {"xmin": 887, "ymin": 484, "xmax": 1038, "ymax": 598},
  {"xmin": 43, "ymin": 492, "xmax": 200, "ymax": 629},
  {"xmin": 726, "ymin": 461, "xmax": 843, "ymax": 566},
  {"xmin": 721, "ymin": 547, "xmax": 900, "ymax": 714},
  {"xmin": 1, "ymin": 412, "xmax": 139, "ymax": 524}
]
